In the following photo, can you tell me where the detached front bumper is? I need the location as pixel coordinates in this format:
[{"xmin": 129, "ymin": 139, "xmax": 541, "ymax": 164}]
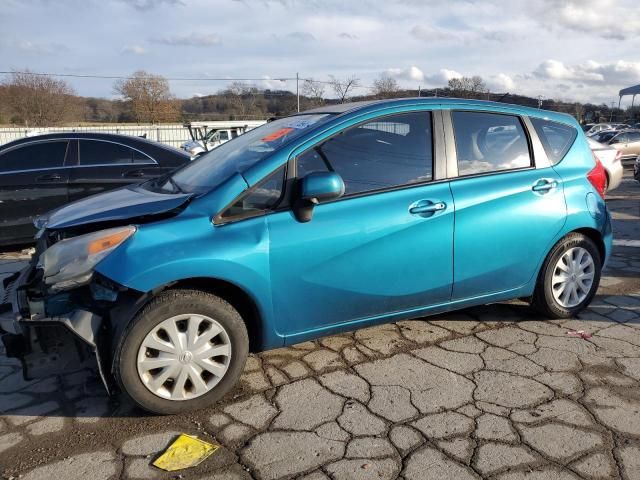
[{"xmin": 0, "ymin": 265, "xmax": 110, "ymax": 391}]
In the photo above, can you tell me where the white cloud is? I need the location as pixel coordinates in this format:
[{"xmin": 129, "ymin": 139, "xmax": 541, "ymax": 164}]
[
  {"xmin": 540, "ymin": 0, "xmax": 640, "ymax": 40},
  {"xmin": 118, "ymin": 0, "xmax": 185, "ymax": 11},
  {"xmin": 256, "ymin": 76, "xmax": 288, "ymax": 90},
  {"xmin": 385, "ymin": 66, "xmax": 425, "ymax": 82},
  {"xmin": 122, "ymin": 45, "xmax": 145, "ymax": 55},
  {"xmin": 533, "ymin": 59, "xmax": 640, "ymax": 85},
  {"xmin": 285, "ymin": 31, "xmax": 316, "ymax": 41},
  {"xmin": 13, "ymin": 40, "xmax": 68, "ymax": 54},
  {"xmin": 487, "ymin": 73, "xmax": 516, "ymax": 92},
  {"xmin": 410, "ymin": 24, "xmax": 464, "ymax": 42},
  {"xmin": 152, "ymin": 32, "xmax": 221, "ymax": 47},
  {"xmin": 423, "ymin": 69, "xmax": 463, "ymax": 86}
]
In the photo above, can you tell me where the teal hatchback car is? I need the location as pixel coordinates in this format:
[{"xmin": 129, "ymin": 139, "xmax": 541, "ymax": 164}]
[{"xmin": 1, "ymin": 98, "xmax": 611, "ymax": 414}]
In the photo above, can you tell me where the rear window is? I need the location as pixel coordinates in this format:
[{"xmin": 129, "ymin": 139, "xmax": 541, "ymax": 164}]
[{"xmin": 530, "ymin": 117, "xmax": 577, "ymax": 165}]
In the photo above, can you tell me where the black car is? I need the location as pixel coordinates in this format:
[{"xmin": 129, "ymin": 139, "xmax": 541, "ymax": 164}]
[{"xmin": 0, "ymin": 133, "xmax": 191, "ymax": 246}]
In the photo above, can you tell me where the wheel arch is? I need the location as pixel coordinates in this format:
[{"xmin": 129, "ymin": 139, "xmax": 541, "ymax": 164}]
[
  {"xmin": 109, "ymin": 276, "xmax": 267, "ymax": 355},
  {"xmin": 572, "ymin": 227, "xmax": 606, "ymax": 266},
  {"xmin": 164, "ymin": 277, "xmax": 264, "ymax": 352}
]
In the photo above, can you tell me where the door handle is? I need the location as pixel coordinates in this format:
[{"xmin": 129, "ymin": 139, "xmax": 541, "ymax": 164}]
[
  {"xmin": 36, "ymin": 174, "xmax": 62, "ymax": 182},
  {"xmin": 409, "ymin": 201, "xmax": 447, "ymax": 216},
  {"xmin": 532, "ymin": 179, "xmax": 558, "ymax": 193},
  {"xmin": 124, "ymin": 170, "xmax": 145, "ymax": 178}
]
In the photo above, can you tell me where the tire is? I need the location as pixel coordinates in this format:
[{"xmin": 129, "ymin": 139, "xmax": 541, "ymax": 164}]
[
  {"xmin": 531, "ymin": 233, "xmax": 602, "ymax": 319},
  {"xmin": 113, "ymin": 289, "xmax": 249, "ymax": 415}
]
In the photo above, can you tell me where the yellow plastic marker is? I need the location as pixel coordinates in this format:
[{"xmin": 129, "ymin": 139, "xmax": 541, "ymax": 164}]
[{"xmin": 152, "ymin": 434, "xmax": 219, "ymax": 472}]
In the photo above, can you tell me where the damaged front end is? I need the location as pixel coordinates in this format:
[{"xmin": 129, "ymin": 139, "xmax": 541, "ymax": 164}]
[{"xmin": 0, "ymin": 227, "xmax": 145, "ymax": 393}]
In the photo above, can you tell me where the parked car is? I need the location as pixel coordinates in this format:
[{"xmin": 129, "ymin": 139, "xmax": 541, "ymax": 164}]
[
  {"xmin": 0, "ymin": 133, "xmax": 190, "ymax": 246},
  {"xmin": 634, "ymin": 155, "xmax": 640, "ymax": 182},
  {"xmin": 587, "ymin": 138, "xmax": 623, "ymax": 191},
  {"xmin": 586, "ymin": 123, "xmax": 630, "ymax": 136},
  {"xmin": 180, "ymin": 123, "xmax": 258, "ymax": 156},
  {"xmin": 1, "ymin": 98, "xmax": 611, "ymax": 414},
  {"xmin": 180, "ymin": 128, "xmax": 241, "ymax": 156},
  {"xmin": 590, "ymin": 129, "xmax": 640, "ymax": 161},
  {"xmin": 581, "ymin": 123, "xmax": 595, "ymax": 132}
]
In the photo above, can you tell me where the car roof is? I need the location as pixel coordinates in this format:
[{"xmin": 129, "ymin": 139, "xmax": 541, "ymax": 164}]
[
  {"xmin": 0, "ymin": 131, "xmax": 189, "ymax": 156},
  {"xmin": 303, "ymin": 97, "xmax": 577, "ymax": 125}
]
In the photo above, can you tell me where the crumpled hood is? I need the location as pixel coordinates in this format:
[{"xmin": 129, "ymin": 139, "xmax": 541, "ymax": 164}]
[{"xmin": 42, "ymin": 185, "xmax": 193, "ymax": 230}]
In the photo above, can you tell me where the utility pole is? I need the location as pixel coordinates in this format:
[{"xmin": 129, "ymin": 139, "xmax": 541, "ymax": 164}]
[
  {"xmin": 417, "ymin": 85, "xmax": 421, "ymax": 97},
  {"xmin": 537, "ymin": 95, "xmax": 543, "ymax": 109},
  {"xmin": 296, "ymin": 72, "xmax": 300, "ymax": 113},
  {"xmin": 610, "ymin": 101, "xmax": 615, "ymax": 122}
]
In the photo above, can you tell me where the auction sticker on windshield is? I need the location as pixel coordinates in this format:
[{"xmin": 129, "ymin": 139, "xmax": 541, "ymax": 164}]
[{"xmin": 261, "ymin": 128, "xmax": 294, "ymax": 142}]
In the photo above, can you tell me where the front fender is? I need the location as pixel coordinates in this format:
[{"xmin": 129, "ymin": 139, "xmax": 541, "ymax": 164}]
[{"xmin": 95, "ymin": 212, "xmax": 282, "ymax": 349}]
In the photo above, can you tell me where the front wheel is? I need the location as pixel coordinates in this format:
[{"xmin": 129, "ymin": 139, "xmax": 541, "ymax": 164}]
[
  {"xmin": 531, "ymin": 233, "xmax": 602, "ymax": 319},
  {"xmin": 113, "ymin": 289, "xmax": 249, "ymax": 414}
]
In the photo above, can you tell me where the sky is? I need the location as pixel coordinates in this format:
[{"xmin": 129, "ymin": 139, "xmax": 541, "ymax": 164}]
[{"xmin": 1, "ymin": 0, "xmax": 639, "ymax": 106}]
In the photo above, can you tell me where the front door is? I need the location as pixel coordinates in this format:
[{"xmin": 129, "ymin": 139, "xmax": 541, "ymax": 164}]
[
  {"xmin": 267, "ymin": 110, "xmax": 455, "ymax": 342},
  {"xmin": 447, "ymin": 110, "xmax": 566, "ymax": 300},
  {"xmin": 0, "ymin": 140, "xmax": 70, "ymax": 244}
]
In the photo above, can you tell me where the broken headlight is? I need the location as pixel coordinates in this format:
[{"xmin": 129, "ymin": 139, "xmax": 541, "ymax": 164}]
[{"xmin": 39, "ymin": 226, "xmax": 136, "ymax": 292}]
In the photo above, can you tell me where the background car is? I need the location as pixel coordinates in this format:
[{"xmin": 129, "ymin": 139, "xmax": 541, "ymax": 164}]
[
  {"xmin": 588, "ymin": 137, "xmax": 623, "ymax": 191},
  {"xmin": 601, "ymin": 129, "xmax": 640, "ymax": 161},
  {"xmin": 0, "ymin": 132, "xmax": 190, "ymax": 246},
  {"xmin": 586, "ymin": 123, "xmax": 630, "ymax": 136}
]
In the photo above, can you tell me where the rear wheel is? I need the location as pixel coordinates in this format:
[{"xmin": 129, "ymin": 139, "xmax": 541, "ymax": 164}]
[
  {"xmin": 114, "ymin": 289, "xmax": 249, "ymax": 414},
  {"xmin": 531, "ymin": 233, "xmax": 601, "ymax": 318}
]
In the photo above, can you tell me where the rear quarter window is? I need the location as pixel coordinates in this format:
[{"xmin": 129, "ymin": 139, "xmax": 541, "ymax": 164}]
[{"xmin": 530, "ymin": 117, "xmax": 577, "ymax": 165}]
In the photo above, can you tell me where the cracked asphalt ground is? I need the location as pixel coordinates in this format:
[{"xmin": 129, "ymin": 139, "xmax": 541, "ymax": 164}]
[{"xmin": 1, "ymin": 166, "xmax": 639, "ymax": 480}]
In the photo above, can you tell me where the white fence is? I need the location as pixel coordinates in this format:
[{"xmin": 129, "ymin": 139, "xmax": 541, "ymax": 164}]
[{"xmin": 0, "ymin": 120, "xmax": 267, "ymax": 149}]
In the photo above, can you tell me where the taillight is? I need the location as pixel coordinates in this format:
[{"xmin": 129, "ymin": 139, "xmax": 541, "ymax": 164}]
[{"xmin": 587, "ymin": 154, "xmax": 607, "ymax": 199}]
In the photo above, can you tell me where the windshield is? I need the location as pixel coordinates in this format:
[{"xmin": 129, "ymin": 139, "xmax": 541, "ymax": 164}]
[{"xmin": 164, "ymin": 114, "xmax": 332, "ymax": 194}]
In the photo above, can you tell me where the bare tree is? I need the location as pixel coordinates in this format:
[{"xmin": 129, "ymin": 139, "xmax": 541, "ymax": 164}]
[
  {"xmin": 222, "ymin": 81, "xmax": 262, "ymax": 119},
  {"xmin": 301, "ymin": 78, "xmax": 325, "ymax": 107},
  {"xmin": 114, "ymin": 71, "xmax": 179, "ymax": 124},
  {"xmin": 373, "ymin": 73, "xmax": 400, "ymax": 99},
  {"xmin": 2, "ymin": 70, "xmax": 79, "ymax": 126},
  {"xmin": 447, "ymin": 75, "xmax": 488, "ymax": 99},
  {"xmin": 329, "ymin": 75, "xmax": 360, "ymax": 103}
]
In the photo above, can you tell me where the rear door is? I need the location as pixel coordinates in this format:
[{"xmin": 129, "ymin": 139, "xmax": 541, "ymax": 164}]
[
  {"xmin": 68, "ymin": 139, "xmax": 159, "ymax": 201},
  {"xmin": 0, "ymin": 140, "xmax": 70, "ymax": 244},
  {"xmin": 446, "ymin": 110, "xmax": 566, "ymax": 300}
]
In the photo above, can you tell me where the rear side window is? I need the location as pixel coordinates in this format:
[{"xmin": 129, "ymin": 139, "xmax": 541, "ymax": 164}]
[
  {"xmin": 297, "ymin": 111, "xmax": 433, "ymax": 196},
  {"xmin": 0, "ymin": 141, "xmax": 68, "ymax": 173},
  {"xmin": 79, "ymin": 140, "xmax": 154, "ymax": 165},
  {"xmin": 452, "ymin": 111, "xmax": 531, "ymax": 176},
  {"xmin": 530, "ymin": 117, "xmax": 577, "ymax": 165}
]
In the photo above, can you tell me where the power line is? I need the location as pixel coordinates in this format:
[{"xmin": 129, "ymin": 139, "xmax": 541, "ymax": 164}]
[
  {"xmin": 0, "ymin": 70, "xmax": 296, "ymax": 82},
  {"xmin": 0, "ymin": 70, "xmax": 377, "ymax": 90}
]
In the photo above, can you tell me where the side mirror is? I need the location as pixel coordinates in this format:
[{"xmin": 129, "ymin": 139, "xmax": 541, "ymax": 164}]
[{"xmin": 294, "ymin": 172, "xmax": 345, "ymax": 222}]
